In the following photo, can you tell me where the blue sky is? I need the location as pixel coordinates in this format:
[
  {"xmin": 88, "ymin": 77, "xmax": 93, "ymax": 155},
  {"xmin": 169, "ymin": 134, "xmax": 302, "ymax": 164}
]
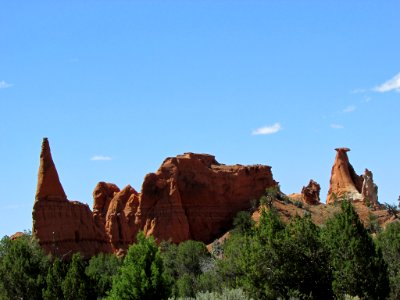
[{"xmin": 1, "ymin": 1, "xmax": 399, "ymax": 237}]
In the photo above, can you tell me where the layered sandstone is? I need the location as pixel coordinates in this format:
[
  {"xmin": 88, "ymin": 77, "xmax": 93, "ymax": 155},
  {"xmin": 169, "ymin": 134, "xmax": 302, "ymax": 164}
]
[
  {"xmin": 136, "ymin": 153, "xmax": 277, "ymax": 243},
  {"xmin": 327, "ymin": 148, "xmax": 379, "ymax": 208},
  {"xmin": 33, "ymin": 139, "xmax": 277, "ymax": 256},
  {"xmin": 32, "ymin": 138, "xmax": 111, "ymax": 258}
]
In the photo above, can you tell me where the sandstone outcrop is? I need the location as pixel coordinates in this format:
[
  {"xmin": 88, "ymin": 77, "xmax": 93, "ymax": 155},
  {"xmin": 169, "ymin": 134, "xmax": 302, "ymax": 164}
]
[
  {"xmin": 32, "ymin": 138, "xmax": 111, "ymax": 258},
  {"xmin": 301, "ymin": 180, "xmax": 321, "ymax": 205},
  {"xmin": 33, "ymin": 139, "xmax": 277, "ymax": 256},
  {"xmin": 136, "ymin": 153, "xmax": 277, "ymax": 243},
  {"xmin": 361, "ymin": 169, "xmax": 379, "ymax": 209},
  {"xmin": 327, "ymin": 148, "xmax": 379, "ymax": 208}
]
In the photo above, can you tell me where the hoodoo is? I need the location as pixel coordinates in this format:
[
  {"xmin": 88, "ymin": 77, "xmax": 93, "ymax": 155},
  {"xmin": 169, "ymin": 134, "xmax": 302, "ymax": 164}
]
[
  {"xmin": 32, "ymin": 139, "xmax": 278, "ymax": 257},
  {"xmin": 327, "ymin": 148, "xmax": 379, "ymax": 208}
]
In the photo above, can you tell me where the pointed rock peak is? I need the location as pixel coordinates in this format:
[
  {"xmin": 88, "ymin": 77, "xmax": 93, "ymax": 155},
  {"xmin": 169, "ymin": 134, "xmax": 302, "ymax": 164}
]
[{"xmin": 35, "ymin": 138, "xmax": 67, "ymax": 202}]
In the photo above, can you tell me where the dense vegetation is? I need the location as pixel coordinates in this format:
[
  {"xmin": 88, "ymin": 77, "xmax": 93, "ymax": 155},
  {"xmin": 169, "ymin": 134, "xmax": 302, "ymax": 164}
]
[{"xmin": 0, "ymin": 199, "xmax": 398, "ymax": 299}]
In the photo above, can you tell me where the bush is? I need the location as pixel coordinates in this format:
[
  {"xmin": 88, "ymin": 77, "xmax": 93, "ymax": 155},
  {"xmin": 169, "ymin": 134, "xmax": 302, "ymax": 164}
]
[
  {"xmin": 0, "ymin": 233, "xmax": 49, "ymax": 300},
  {"xmin": 86, "ymin": 252, "xmax": 122, "ymax": 298},
  {"xmin": 161, "ymin": 240, "xmax": 211, "ymax": 298},
  {"xmin": 232, "ymin": 211, "xmax": 255, "ymax": 236},
  {"xmin": 108, "ymin": 231, "xmax": 170, "ymax": 300},
  {"xmin": 294, "ymin": 201, "xmax": 304, "ymax": 208},
  {"xmin": 62, "ymin": 253, "xmax": 94, "ymax": 300}
]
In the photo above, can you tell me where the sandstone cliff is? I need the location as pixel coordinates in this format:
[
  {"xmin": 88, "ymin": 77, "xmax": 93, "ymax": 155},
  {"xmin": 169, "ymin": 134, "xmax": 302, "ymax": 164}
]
[{"xmin": 33, "ymin": 139, "xmax": 277, "ymax": 256}]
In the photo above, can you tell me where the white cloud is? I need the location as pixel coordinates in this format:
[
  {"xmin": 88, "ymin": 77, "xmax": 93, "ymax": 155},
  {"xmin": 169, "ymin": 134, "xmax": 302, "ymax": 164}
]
[
  {"xmin": 330, "ymin": 123, "xmax": 344, "ymax": 129},
  {"xmin": 342, "ymin": 105, "xmax": 356, "ymax": 113},
  {"xmin": 373, "ymin": 73, "xmax": 400, "ymax": 93},
  {"xmin": 252, "ymin": 123, "xmax": 282, "ymax": 135},
  {"xmin": 90, "ymin": 155, "xmax": 112, "ymax": 161},
  {"xmin": 0, "ymin": 80, "xmax": 12, "ymax": 89}
]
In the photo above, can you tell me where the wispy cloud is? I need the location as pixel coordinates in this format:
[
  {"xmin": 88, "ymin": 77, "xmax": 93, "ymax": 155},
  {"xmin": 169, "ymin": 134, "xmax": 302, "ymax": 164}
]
[
  {"xmin": 330, "ymin": 123, "xmax": 344, "ymax": 129},
  {"xmin": 252, "ymin": 123, "xmax": 282, "ymax": 135},
  {"xmin": 91, "ymin": 155, "xmax": 112, "ymax": 161},
  {"xmin": 373, "ymin": 73, "xmax": 400, "ymax": 93},
  {"xmin": 0, "ymin": 80, "xmax": 12, "ymax": 89},
  {"xmin": 351, "ymin": 88, "xmax": 366, "ymax": 94},
  {"xmin": 342, "ymin": 105, "xmax": 356, "ymax": 113}
]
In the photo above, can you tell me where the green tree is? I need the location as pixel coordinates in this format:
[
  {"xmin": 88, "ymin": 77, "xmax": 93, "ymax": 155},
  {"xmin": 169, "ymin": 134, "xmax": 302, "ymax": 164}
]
[
  {"xmin": 62, "ymin": 253, "xmax": 93, "ymax": 300},
  {"xmin": 0, "ymin": 233, "xmax": 49, "ymax": 300},
  {"xmin": 108, "ymin": 231, "xmax": 170, "ymax": 300},
  {"xmin": 220, "ymin": 208, "xmax": 334, "ymax": 299},
  {"xmin": 162, "ymin": 239, "xmax": 210, "ymax": 297},
  {"xmin": 85, "ymin": 253, "xmax": 122, "ymax": 298},
  {"xmin": 321, "ymin": 200, "xmax": 389, "ymax": 299},
  {"xmin": 232, "ymin": 211, "xmax": 255, "ymax": 236},
  {"xmin": 278, "ymin": 215, "xmax": 332, "ymax": 299},
  {"xmin": 42, "ymin": 257, "xmax": 67, "ymax": 300},
  {"xmin": 218, "ymin": 208, "xmax": 286, "ymax": 299},
  {"xmin": 376, "ymin": 221, "xmax": 400, "ymax": 299}
]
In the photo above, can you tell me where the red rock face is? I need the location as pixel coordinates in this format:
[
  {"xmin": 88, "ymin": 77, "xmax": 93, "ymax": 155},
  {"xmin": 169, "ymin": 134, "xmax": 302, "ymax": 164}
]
[
  {"xmin": 136, "ymin": 153, "xmax": 277, "ymax": 243},
  {"xmin": 301, "ymin": 180, "xmax": 321, "ymax": 205},
  {"xmin": 326, "ymin": 148, "xmax": 379, "ymax": 208},
  {"xmin": 32, "ymin": 138, "xmax": 111, "ymax": 258},
  {"xmin": 33, "ymin": 139, "xmax": 277, "ymax": 256}
]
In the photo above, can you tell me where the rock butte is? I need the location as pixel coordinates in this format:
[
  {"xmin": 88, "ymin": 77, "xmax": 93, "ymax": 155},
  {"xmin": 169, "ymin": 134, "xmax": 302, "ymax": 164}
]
[{"xmin": 33, "ymin": 138, "xmax": 277, "ymax": 257}]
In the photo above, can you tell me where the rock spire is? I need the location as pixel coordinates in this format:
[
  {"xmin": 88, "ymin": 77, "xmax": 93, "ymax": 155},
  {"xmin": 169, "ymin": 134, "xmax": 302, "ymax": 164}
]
[
  {"xmin": 35, "ymin": 138, "xmax": 67, "ymax": 202},
  {"xmin": 327, "ymin": 148, "xmax": 379, "ymax": 208}
]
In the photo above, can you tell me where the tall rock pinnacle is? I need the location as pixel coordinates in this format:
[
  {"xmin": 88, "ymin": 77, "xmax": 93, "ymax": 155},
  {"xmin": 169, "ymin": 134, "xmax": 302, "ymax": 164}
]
[
  {"xmin": 326, "ymin": 148, "xmax": 363, "ymax": 204},
  {"xmin": 35, "ymin": 138, "xmax": 67, "ymax": 202}
]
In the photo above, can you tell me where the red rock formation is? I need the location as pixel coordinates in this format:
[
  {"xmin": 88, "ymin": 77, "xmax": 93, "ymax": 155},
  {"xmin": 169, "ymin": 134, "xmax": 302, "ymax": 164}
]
[
  {"xmin": 301, "ymin": 180, "xmax": 321, "ymax": 205},
  {"xmin": 361, "ymin": 169, "xmax": 379, "ymax": 209},
  {"xmin": 10, "ymin": 232, "xmax": 24, "ymax": 240},
  {"xmin": 136, "ymin": 153, "xmax": 277, "ymax": 243},
  {"xmin": 326, "ymin": 148, "xmax": 363, "ymax": 204},
  {"xmin": 33, "ymin": 138, "xmax": 111, "ymax": 258},
  {"xmin": 33, "ymin": 140, "xmax": 277, "ymax": 256},
  {"xmin": 105, "ymin": 185, "xmax": 139, "ymax": 251},
  {"xmin": 326, "ymin": 148, "xmax": 379, "ymax": 208}
]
